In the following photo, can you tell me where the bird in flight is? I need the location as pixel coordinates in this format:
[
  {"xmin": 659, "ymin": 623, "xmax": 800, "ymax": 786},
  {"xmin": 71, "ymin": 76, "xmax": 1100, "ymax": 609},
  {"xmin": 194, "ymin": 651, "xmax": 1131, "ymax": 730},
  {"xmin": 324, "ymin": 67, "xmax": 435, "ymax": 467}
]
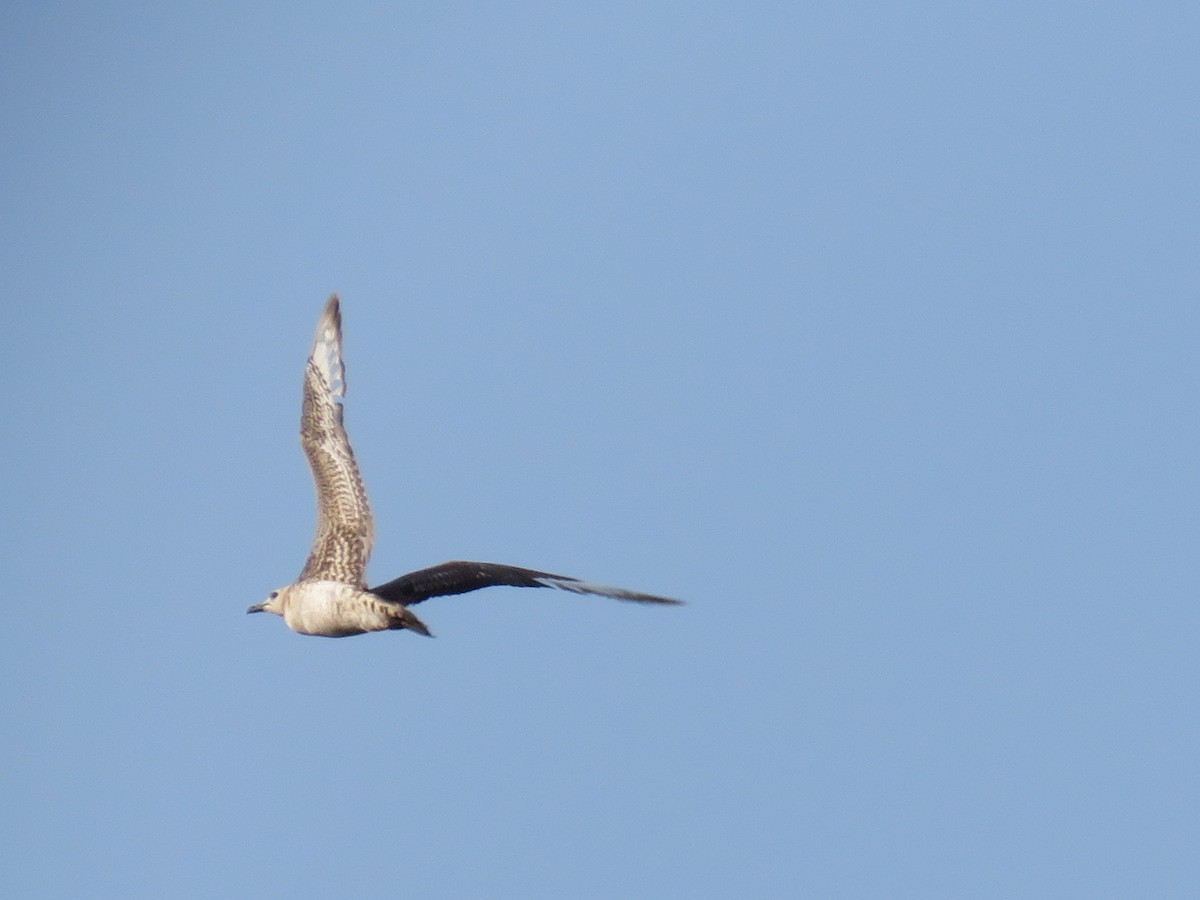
[{"xmin": 248, "ymin": 295, "xmax": 681, "ymax": 637}]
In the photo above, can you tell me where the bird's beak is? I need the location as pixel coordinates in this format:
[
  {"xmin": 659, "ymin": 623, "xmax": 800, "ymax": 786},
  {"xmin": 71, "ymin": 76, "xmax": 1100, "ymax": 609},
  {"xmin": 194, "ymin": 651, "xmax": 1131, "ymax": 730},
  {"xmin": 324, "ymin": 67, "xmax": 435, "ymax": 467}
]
[{"xmin": 246, "ymin": 603, "xmax": 266, "ymax": 614}]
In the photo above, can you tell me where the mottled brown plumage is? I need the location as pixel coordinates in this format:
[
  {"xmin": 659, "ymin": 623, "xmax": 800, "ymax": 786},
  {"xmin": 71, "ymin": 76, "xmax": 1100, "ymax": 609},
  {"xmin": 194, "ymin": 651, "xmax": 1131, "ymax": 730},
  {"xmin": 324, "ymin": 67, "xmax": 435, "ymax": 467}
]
[
  {"xmin": 295, "ymin": 297, "xmax": 374, "ymax": 586},
  {"xmin": 248, "ymin": 295, "xmax": 680, "ymax": 638}
]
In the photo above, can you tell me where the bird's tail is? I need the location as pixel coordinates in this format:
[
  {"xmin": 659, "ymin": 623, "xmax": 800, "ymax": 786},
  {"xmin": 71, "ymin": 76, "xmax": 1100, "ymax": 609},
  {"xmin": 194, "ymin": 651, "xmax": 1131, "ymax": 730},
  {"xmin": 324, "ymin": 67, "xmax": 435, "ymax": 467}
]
[{"xmin": 388, "ymin": 604, "xmax": 433, "ymax": 637}]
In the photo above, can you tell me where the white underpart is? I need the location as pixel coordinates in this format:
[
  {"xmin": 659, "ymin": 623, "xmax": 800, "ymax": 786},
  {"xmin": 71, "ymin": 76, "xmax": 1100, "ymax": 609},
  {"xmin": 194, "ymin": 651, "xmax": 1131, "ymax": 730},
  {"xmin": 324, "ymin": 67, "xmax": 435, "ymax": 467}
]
[{"xmin": 282, "ymin": 580, "xmax": 391, "ymax": 637}]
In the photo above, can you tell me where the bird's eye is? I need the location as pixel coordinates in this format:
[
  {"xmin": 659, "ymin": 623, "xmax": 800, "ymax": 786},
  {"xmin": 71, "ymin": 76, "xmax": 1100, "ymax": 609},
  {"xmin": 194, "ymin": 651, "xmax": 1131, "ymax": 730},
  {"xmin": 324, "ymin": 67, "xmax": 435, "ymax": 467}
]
[{"xmin": 269, "ymin": 591, "xmax": 279, "ymax": 599}]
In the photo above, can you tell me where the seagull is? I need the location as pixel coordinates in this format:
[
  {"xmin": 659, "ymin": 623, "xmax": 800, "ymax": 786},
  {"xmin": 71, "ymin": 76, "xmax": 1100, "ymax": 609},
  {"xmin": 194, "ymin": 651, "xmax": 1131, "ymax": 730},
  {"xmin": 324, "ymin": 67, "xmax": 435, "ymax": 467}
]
[{"xmin": 248, "ymin": 295, "xmax": 681, "ymax": 637}]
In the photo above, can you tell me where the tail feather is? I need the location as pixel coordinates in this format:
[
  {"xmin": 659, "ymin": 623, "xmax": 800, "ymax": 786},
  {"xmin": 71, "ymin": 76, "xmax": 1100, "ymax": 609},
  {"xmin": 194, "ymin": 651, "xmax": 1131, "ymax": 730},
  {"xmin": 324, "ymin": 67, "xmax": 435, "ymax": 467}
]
[{"xmin": 388, "ymin": 604, "xmax": 433, "ymax": 637}]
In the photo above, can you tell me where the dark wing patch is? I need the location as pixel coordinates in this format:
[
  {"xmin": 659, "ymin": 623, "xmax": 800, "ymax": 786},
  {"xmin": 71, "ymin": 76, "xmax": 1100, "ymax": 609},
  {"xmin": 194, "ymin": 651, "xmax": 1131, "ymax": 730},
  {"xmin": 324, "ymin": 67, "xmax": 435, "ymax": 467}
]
[{"xmin": 369, "ymin": 561, "xmax": 682, "ymax": 607}]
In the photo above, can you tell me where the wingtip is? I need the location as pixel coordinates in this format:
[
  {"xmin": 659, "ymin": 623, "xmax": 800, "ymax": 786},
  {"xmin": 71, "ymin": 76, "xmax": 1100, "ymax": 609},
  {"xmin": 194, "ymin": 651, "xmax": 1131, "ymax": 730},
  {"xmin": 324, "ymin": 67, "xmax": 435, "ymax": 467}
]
[
  {"xmin": 532, "ymin": 575, "xmax": 684, "ymax": 606},
  {"xmin": 309, "ymin": 293, "xmax": 347, "ymax": 400},
  {"xmin": 318, "ymin": 293, "xmax": 342, "ymax": 336}
]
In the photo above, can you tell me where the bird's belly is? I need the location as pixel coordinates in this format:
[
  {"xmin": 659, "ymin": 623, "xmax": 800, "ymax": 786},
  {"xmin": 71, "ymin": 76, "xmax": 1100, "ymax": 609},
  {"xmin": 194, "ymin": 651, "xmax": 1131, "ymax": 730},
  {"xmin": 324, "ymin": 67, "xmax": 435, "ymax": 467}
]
[{"xmin": 284, "ymin": 582, "xmax": 389, "ymax": 637}]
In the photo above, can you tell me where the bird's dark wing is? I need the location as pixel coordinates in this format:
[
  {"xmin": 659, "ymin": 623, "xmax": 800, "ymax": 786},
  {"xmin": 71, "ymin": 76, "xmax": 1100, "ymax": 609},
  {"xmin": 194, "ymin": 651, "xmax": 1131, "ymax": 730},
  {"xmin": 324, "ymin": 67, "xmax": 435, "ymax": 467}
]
[{"xmin": 369, "ymin": 561, "xmax": 682, "ymax": 607}]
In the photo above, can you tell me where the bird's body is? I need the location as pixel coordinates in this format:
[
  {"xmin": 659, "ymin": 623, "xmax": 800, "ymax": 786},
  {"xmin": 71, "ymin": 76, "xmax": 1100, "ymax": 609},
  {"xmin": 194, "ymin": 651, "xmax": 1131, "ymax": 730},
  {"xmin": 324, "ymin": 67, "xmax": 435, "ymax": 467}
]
[
  {"xmin": 268, "ymin": 581, "xmax": 429, "ymax": 638},
  {"xmin": 249, "ymin": 295, "xmax": 680, "ymax": 638}
]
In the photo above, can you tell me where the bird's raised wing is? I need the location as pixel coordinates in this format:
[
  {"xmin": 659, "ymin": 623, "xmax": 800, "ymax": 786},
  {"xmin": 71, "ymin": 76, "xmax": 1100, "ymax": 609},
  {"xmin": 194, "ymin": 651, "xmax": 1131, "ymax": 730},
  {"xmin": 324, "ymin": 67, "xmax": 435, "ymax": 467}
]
[
  {"xmin": 297, "ymin": 295, "xmax": 374, "ymax": 585},
  {"xmin": 370, "ymin": 560, "xmax": 682, "ymax": 607}
]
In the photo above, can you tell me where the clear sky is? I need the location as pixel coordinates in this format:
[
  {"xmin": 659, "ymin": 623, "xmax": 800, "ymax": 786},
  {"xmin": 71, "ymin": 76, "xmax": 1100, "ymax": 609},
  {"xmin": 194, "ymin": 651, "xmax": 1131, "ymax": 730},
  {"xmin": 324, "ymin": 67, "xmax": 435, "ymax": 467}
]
[{"xmin": 2, "ymin": 2, "xmax": 1197, "ymax": 897}]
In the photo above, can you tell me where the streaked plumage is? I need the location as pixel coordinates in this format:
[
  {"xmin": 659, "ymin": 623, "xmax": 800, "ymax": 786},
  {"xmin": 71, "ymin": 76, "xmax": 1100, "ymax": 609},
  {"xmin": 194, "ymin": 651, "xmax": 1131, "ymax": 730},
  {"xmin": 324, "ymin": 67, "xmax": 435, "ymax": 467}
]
[
  {"xmin": 296, "ymin": 297, "xmax": 373, "ymax": 586},
  {"xmin": 248, "ymin": 295, "xmax": 681, "ymax": 638}
]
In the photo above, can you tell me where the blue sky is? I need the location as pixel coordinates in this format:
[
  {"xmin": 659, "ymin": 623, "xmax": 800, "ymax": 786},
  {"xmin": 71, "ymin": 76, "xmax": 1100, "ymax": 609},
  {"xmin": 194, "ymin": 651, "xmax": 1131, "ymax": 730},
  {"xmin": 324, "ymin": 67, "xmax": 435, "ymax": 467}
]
[{"xmin": 2, "ymin": 2, "xmax": 1197, "ymax": 897}]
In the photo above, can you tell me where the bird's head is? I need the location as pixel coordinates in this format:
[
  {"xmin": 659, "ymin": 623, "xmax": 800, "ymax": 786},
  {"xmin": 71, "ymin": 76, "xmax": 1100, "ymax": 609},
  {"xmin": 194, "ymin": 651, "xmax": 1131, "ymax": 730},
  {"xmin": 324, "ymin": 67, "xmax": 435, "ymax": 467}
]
[{"xmin": 247, "ymin": 587, "xmax": 288, "ymax": 617}]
